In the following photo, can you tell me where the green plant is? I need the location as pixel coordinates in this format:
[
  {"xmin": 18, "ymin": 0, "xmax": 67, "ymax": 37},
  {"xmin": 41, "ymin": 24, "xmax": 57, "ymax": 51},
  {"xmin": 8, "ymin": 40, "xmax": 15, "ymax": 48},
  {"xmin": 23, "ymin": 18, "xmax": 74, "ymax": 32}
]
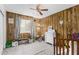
[{"xmin": 6, "ymin": 40, "xmax": 12, "ymax": 48}]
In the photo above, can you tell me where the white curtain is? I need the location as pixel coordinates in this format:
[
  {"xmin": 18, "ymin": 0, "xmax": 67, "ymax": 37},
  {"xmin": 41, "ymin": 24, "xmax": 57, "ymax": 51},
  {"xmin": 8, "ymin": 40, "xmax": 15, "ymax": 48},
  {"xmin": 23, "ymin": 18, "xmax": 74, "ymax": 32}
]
[
  {"xmin": 15, "ymin": 15, "xmax": 20, "ymax": 39},
  {"xmin": 20, "ymin": 19, "xmax": 32, "ymax": 34}
]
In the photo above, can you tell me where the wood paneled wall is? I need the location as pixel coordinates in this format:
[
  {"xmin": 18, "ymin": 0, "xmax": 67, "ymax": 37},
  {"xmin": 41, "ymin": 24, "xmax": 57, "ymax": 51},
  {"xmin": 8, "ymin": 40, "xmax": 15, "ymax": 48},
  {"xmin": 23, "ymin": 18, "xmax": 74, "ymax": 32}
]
[
  {"xmin": 38, "ymin": 5, "xmax": 79, "ymax": 39},
  {"xmin": 7, "ymin": 5, "xmax": 79, "ymax": 39},
  {"xmin": 6, "ymin": 12, "xmax": 34, "ymax": 40},
  {"xmin": 6, "ymin": 12, "xmax": 16, "ymax": 40}
]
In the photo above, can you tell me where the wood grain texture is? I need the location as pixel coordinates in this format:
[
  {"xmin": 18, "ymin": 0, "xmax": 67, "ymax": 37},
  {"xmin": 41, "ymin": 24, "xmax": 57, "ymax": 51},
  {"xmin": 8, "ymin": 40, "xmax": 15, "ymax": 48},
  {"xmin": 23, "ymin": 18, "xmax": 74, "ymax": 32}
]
[
  {"xmin": 40, "ymin": 5, "xmax": 79, "ymax": 55},
  {"xmin": 40, "ymin": 5, "xmax": 79, "ymax": 39},
  {"xmin": 6, "ymin": 12, "xmax": 33, "ymax": 41}
]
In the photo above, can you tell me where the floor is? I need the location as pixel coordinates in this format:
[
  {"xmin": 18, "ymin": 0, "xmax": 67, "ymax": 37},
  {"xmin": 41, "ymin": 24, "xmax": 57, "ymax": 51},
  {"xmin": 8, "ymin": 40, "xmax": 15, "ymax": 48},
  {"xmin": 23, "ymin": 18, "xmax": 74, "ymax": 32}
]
[{"xmin": 2, "ymin": 41, "xmax": 53, "ymax": 55}]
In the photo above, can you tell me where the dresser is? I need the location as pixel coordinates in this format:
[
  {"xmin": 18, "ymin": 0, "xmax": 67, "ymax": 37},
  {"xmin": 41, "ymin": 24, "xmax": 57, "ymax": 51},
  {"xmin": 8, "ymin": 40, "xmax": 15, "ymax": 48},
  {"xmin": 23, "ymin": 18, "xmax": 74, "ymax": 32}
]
[{"xmin": 45, "ymin": 27, "xmax": 56, "ymax": 44}]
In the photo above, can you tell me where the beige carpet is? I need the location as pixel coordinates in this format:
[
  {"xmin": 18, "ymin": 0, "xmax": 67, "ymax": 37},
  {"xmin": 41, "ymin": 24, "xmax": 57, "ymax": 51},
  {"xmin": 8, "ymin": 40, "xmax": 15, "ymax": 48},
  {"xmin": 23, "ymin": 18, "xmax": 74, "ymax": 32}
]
[{"xmin": 2, "ymin": 41, "xmax": 53, "ymax": 55}]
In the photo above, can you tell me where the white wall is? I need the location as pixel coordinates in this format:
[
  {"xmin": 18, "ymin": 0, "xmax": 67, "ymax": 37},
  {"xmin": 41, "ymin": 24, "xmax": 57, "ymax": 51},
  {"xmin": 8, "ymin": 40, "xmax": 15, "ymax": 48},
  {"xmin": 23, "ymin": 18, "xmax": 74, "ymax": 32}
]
[{"xmin": 0, "ymin": 5, "xmax": 6, "ymax": 55}]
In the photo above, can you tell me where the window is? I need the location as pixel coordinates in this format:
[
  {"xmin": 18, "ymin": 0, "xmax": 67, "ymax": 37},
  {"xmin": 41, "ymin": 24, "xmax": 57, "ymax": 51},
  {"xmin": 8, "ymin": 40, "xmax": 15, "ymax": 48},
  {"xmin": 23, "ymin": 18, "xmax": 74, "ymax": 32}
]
[{"xmin": 20, "ymin": 19, "xmax": 32, "ymax": 33}]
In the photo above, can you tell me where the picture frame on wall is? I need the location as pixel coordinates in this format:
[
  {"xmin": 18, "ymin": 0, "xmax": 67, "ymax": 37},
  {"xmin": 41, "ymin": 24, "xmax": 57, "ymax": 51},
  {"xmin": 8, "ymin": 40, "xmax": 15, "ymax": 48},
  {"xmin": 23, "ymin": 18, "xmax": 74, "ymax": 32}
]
[{"xmin": 8, "ymin": 18, "xmax": 14, "ymax": 24}]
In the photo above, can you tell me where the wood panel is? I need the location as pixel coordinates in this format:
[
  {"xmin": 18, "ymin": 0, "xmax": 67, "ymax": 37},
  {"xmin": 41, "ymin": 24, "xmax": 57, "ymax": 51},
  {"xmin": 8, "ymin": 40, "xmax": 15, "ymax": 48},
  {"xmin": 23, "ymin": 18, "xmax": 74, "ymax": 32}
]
[
  {"xmin": 6, "ymin": 12, "xmax": 16, "ymax": 40},
  {"xmin": 76, "ymin": 6, "xmax": 79, "ymax": 32},
  {"xmin": 71, "ymin": 7, "xmax": 77, "ymax": 33},
  {"xmin": 63, "ymin": 10, "xmax": 67, "ymax": 39},
  {"xmin": 40, "ymin": 5, "xmax": 79, "ymax": 39},
  {"xmin": 6, "ymin": 12, "xmax": 34, "ymax": 41},
  {"xmin": 75, "ymin": 5, "xmax": 79, "ymax": 55}
]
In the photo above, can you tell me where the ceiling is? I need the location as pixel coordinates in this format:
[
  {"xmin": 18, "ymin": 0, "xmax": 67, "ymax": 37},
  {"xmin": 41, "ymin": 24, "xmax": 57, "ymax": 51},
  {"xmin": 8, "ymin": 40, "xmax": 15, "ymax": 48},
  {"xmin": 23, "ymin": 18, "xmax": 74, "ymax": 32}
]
[{"xmin": 5, "ymin": 4, "xmax": 77, "ymax": 19}]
